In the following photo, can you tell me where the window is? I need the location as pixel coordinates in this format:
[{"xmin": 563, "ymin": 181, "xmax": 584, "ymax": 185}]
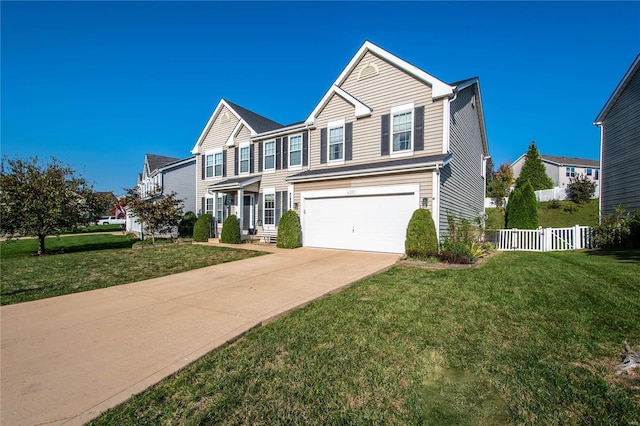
[
  {"xmin": 214, "ymin": 152, "xmax": 223, "ymax": 177},
  {"xmin": 264, "ymin": 192, "xmax": 275, "ymax": 226},
  {"xmin": 390, "ymin": 103, "xmax": 414, "ymax": 154},
  {"xmin": 586, "ymin": 168, "xmax": 592, "ymax": 176},
  {"xmin": 216, "ymin": 195, "xmax": 224, "ymax": 224},
  {"xmin": 566, "ymin": 167, "xmax": 575, "ymax": 177},
  {"xmin": 205, "ymin": 154, "xmax": 214, "ymax": 178},
  {"xmin": 239, "ymin": 145, "xmax": 250, "ymax": 174},
  {"xmin": 264, "ymin": 140, "xmax": 275, "ymax": 170},
  {"xmin": 328, "ymin": 120, "xmax": 344, "ymax": 162},
  {"xmin": 289, "ymin": 135, "xmax": 302, "ymax": 167},
  {"xmin": 205, "ymin": 197, "xmax": 214, "ymax": 216}
]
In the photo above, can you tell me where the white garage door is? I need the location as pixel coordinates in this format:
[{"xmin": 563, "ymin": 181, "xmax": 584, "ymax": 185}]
[{"xmin": 302, "ymin": 184, "xmax": 419, "ymax": 253}]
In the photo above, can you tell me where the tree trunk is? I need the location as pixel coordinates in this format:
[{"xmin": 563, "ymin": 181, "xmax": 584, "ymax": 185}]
[{"xmin": 37, "ymin": 234, "xmax": 46, "ymax": 255}]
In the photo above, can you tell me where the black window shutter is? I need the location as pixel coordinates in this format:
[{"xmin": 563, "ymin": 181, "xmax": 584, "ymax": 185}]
[
  {"xmin": 275, "ymin": 191, "xmax": 282, "ymax": 226},
  {"xmin": 381, "ymin": 114, "xmax": 390, "ymax": 156},
  {"xmin": 257, "ymin": 193, "xmax": 263, "ymax": 226},
  {"xmin": 282, "ymin": 190, "xmax": 288, "ymax": 212},
  {"xmin": 258, "ymin": 142, "xmax": 263, "ymax": 172},
  {"xmin": 234, "ymin": 147, "xmax": 239, "ymax": 176},
  {"xmin": 250, "ymin": 144, "xmax": 255, "ymax": 173},
  {"xmin": 222, "ymin": 150, "xmax": 227, "ymax": 177},
  {"xmin": 320, "ymin": 128, "xmax": 327, "ymax": 164},
  {"xmin": 303, "ymin": 132, "xmax": 309, "ymax": 166},
  {"xmin": 276, "ymin": 138, "xmax": 282, "ymax": 170},
  {"xmin": 414, "ymin": 106, "xmax": 424, "ymax": 151},
  {"xmin": 201, "ymin": 155, "xmax": 205, "ymax": 179},
  {"xmin": 345, "ymin": 123, "xmax": 353, "ymax": 161},
  {"xmin": 282, "ymin": 136, "xmax": 288, "ymax": 168},
  {"xmin": 201, "ymin": 197, "xmax": 205, "ymax": 215}
]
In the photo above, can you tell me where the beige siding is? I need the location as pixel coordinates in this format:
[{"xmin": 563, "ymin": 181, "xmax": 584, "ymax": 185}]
[
  {"xmin": 236, "ymin": 125, "xmax": 252, "ymax": 144},
  {"xmin": 311, "ymin": 94, "xmax": 353, "ymax": 165}
]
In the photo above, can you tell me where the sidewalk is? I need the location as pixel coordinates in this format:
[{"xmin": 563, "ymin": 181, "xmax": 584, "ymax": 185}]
[{"xmin": 1, "ymin": 246, "xmax": 399, "ymax": 425}]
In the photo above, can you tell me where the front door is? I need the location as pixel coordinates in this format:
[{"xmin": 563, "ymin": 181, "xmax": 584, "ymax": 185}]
[{"xmin": 243, "ymin": 195, "xmax": 254, "ymax": 231}]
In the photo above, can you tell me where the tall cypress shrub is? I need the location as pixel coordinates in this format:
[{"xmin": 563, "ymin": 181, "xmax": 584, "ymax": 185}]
[
  {"xmin": 515, "ymin": 141, "xmax": 553, "ymax": 190},
  {"xmin": 220, "ymin": 214, "xmax": 241, "ymax": 244},
  {"xmin": 276, "ymin": 210, "xmax": 302, "ymax": 249},
  {"xmin": 520, "ymin": 181, "xmax": 539, "ymax": 229},
  {"xmin": 506, "ymin": 182, "xmax": 538, "ymax": 229},
  {"xmin": 405, "ymin": 209, "xmax": 439, "ymax": 259}
]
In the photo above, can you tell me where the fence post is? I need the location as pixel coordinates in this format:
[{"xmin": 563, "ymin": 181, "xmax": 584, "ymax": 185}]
[{"xmin": 574, "ymin": 224, "xmax": 581, "ymax": 249}]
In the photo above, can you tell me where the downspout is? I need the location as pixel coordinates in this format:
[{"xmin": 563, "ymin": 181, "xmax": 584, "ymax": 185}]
[{"xmin": 433, "ymin": 164, "xmax": 441, "ymax": 243}]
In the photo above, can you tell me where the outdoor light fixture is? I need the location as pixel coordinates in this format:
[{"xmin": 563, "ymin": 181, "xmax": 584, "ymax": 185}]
[{"xmin": 421, "ymin": 198, "xmax": 428, "ymax": 208}]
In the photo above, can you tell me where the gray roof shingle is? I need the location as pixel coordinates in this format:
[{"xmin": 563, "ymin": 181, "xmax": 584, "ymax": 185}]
[
  {"xmin": 224, "ymin": 99, "xmax": 284, "ymax": 133},
  {"xmin": 541, "ymin": 155, "xmax": 599, "ymax": 168},
  {"xmin": 146, "ymin": 154, "xmax": 181, "ymax": 172}
]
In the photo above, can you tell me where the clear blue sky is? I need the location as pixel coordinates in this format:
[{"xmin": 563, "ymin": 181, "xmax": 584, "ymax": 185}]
[{"xmin": 2, "ymin": 1, "xmax": 639, "ymax": 195}]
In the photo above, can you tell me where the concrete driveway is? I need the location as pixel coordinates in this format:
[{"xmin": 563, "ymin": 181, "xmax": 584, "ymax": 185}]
[{"xmin": 1, "ymin": 246, "xmax": 399, "ymax": 425}]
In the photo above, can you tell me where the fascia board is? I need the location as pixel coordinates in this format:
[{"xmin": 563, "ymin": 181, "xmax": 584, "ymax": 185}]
[
  {"xmin": 595, "ymin": 54, "xmax": 640, "ymax": 124},
  {"xmin": 191, "ymin": 100, "xmax": 226, "ymax": 154}
]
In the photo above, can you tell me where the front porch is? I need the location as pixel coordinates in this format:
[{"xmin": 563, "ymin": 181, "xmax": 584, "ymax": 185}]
[{"xmin": 207, "ymin": 176, "xmax": 261, "ymax": 238}]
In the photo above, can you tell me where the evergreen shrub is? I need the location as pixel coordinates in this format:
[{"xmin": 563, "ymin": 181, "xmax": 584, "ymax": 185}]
[
  {"xmin": 277, "ymin": 210, "xmax": 302, "ymax": 249},
  {"xmin": 178, "ymin": 211, "xmax": 197, "ymax": 238},
  {"xmin": 220, "ymin": 214, "xmax": 241, "ymax": 244},
  {"xmin": 193, "ymin": 214, "xmax": 213, "ymax": 242},
  {"xmin": 405, "ymin": 209, "xmax": 438, "ymax": 259},
  {"xmin": 505, "ymin": 182, "xmax": 538, "ymax": 229}
]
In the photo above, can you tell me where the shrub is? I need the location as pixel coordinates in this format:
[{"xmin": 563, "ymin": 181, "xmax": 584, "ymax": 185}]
[
  {"xmin": 193, "ymin": 213, "xmax": 214, "ymax": 242},
  {"xmin": 548, "ymin": 199, "xmax": 561, "ymax": 210},
  {"xmin": 628, "ymin": 209, "xmax": 640, "ymax": 248},
  {"xmin": 594, "ymin": 206, "xmax": 640, "ymax": 249},
  {"xmin": 567, "ymin": 175, "xmax": 596, "ymax": 204},
  {"xmin": 178, "ymin": 211, "xmax": 197, "ymax": 238},
  {"xmin": 505, "ymin": 181, "xmax": 538, "ymax": 229},
  {"xmin": 277, "ymin": 210, "xmax": 302, "ymax": 249},
  {"xmin": 220, "ymin": 215, "xmax": 241, "ymax": 244},
  {"xmin": 405, "ymin": 209, "xmax": 438, "ymax": 259},
  {"xmin": 438, "ymin": 215, "xmax": 489, "ymax": 264}
]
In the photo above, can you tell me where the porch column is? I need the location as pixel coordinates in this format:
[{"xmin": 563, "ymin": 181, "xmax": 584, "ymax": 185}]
[{"xmin": 237, "ymin": 189, "xmax": 244, "ymax": 231}]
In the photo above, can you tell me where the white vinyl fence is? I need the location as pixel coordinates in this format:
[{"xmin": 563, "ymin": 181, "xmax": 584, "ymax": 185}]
[{"xmin": 495, "ymin": 225, "xmax": 594, "ymax": 252}]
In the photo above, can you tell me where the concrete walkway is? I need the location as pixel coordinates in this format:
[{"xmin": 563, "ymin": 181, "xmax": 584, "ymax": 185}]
[{"xmin": 1, "ymin": 245, "xmax": 399, "ymax": 425}]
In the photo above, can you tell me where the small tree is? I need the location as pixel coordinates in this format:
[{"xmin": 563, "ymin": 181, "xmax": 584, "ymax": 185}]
[
  {"xmin": 515, "ymin": 141, "xmax": 553, "ymax": 191},
  {"xmin": 566, "ymin": 175, "xmax": 596, "ymax": 204},
  {"xmin": 487, "ymin": 162, "xmax": 514, "ymax": 209},
  {"xmin": 405, "ymin": 209, "xmax": 439, "ymax": 259},
  {"xmin": 220, "ymin": 214, "xmax": 241, "ymax": 244},
  {"xmin": 0, "ymin": 156, "xmax": 105, "ymax": 255},
  {"xmin": 193, "ymin": 214, "xmax": 214, "ymax": 242},
  {"xmin": 277, "ymin": 210, "xmax": 302, "ymax": 249},
  {"xmin": 124, "ymin": 185, "xmax": 184, "ymax": 243},
  {"xmin": 505, "ymin": 181, "xmax": 538, "ymax": 229}
]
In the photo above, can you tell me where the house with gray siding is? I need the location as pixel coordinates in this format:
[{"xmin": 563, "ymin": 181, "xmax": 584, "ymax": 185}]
[
  {"xmin": 191, "ymin": 41, "xmax": 489, "ymax": 253},
  {"xmin": 127, "ymin": 153, "xmax": 196, "ymax": 235},
  {"xmin": 594, "ymin": 53, "xmax": 640, "ymax": 216},
  {"xmin": 511, "ymin": 154, "xmax": 600, "ymax": 191}
]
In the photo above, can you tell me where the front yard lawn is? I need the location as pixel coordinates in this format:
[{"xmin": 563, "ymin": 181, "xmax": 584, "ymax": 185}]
[
  {"xmin": 0, "ymin": 235, "xmax": 265, "ymax": 305},
  {"xmin": 91, "ymin": 249, "xmax": 640, "ymax": 425}
]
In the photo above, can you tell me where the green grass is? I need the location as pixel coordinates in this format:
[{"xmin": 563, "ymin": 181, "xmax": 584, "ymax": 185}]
[
  {"xmin": 91, "ymin": 250, "xmax": 640, "ymax": 425},
  {"xmin": 1, "ymin": 235, "xmax": 265, "ymax": 305},
  {"xmin": 487, "ymin": 199, "xmax": 599, "ymax": 230}
]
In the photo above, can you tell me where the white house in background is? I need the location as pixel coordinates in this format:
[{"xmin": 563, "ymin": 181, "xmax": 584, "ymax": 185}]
[
  {"xmin": 127, "ymin": 153, "xmax": 196, "ymax": 235},
  {"xmin": 511, "ymin": 154, "xmax": 600, "ymax": 191},
  {"xmin": 594, "ymin": 53, "xmax": 640, "ymax": 216}
]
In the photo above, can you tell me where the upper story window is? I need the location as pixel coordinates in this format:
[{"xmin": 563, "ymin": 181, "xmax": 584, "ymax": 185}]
[
  {"xmin": 205, "ymin": 154, "xmax": 214, "ymax": 178},
  {"xmin": 566, "ymin": 167, "xmax": 575, "ymax": 178},
  {"xmin": 264, "ymin": 140, "xmax": 275, "ymax": 171},
  {"xmin": 328, "ymin": 119, "xmax": 345, "ymax": 162},
  {"xmin": 289, "ymin": 134, "xmax": 302, "ymax": 168},
  {"xmin": 390, "ymin": 103, "xmax": 414, "ymax": 154},
  {"xmin": 586, "ymin": 168, "xmax": 592, "ymax": 176},
  {"xmin": 214, "ymin": 152, "xmax": 223, "ymax": 177},
  {"xmin": 239, "ymin": 144, "xmax": 250, "ymax": 174}
]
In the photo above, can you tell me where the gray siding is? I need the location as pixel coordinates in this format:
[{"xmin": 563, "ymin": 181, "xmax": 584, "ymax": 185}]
[
  {"xmin": 439, "ymin": 85, "xmax": 486, "ymax": 235},
  {"xmin": 601, "ymin": 66, "xmax": 640, "ymax": 215},
  {"xmin": 163, "ymin": 160, "xmax": 197, "ymax": 214}
]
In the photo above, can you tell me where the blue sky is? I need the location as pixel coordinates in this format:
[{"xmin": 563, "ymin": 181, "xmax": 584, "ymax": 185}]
[{"xmin": 2, "ymin": 1, "xmax": 639, "ymax": 195}]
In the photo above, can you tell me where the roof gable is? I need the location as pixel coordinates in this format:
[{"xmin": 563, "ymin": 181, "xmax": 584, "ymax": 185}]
[
  {"xmin": 146, "ymin": 153, "xmax": 181, "ymax": 175},
  {"xmin": 595, "ymin": 53, "xmax": 640, "ymax": 124},
  {"xmin": 191, "ymin": 99, "xmax": 283, "ymax": 154}
]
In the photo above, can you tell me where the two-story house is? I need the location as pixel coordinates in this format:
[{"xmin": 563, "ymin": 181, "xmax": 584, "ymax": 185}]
[
  {"xmin": 127, "ymin": 153, "xmax": 196, "ymax": 235},
  {"xmin": 511, "ymin": 154, "xmax": 600, "ymax": 190},
  {"xmin": 191, "ymin": 41, "xmax": 489, "ymax": 253}
]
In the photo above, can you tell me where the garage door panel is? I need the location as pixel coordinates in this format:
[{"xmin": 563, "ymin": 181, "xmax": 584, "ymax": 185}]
[{"xmin": 302, "ymin": 187, "xmax": 418, "ymax": 253}]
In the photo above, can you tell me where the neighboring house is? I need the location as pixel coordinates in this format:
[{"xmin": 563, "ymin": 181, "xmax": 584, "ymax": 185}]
[
  {"xmin": 127, "ymin": 153, "xmax": 196, "ymax": 235},
  {"xmin": 594, "ymin": 53, "xmax": 640, "ymax": 216},
  {"xmin": 191, "ymin": 41, "xmax": 489, "ymax": 253},
  {"xmin": 511, "ymin": 154, "xmax": 600, "ymax": 190}
]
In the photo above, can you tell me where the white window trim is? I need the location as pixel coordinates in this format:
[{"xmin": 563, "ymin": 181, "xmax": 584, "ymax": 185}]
[
  {"xmin": 390, "ymin": 102, "xmax": 414, "ymax": 158},
  {"xmin": 263, "ymin": 140, "xmax": 276, "ymax": 173},
  {"xmin": 216, "ymin": 194, "xmax": 224, "ymax": 224},
  {"xmin": 239, "ymin": 142, "xmax": 250, "ymax": 175},
  {"xmin": 205, "ymin": 195, "xmax": 215, "ymax": 216},
  {"xmin": 213, "ymin": 148, "xmax": 223, "ymax": 178},
  {"xmin": 288, "ymin": 133, "xmax": 303, "ymax": 170},
  {"xmin": 205, "ymin": 148, "xmax": 223, "ymax": 180},
  {"xmin": 328, "ymin": 118, "xmax": 346, "ymax": 165},
  {"xmin": 263, "ymin": 187, "xmax": 276, "ymax": 229}
]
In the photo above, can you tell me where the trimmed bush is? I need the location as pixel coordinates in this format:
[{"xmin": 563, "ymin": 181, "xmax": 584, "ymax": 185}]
[
  {"xmin": 178, "ymin": 211, "xmax": 197, "ymax": 238},
  {"xmin": 220, "ymin": 215, "xmax": 241, "ymax": 244},
  {"xmin": 567, "ymin": 175, "xmax": 596, "ymax": 204},
  {"xmin": 193, "ymin": 214, "xmax": 213, "ymax": 242},
  {"xmin": 277, "ymin": 210, "xmax": 302, "ymax": 249},
  {"xmin": 405, "ymin": 209, "xmax": 439, "ymax": 259}
]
